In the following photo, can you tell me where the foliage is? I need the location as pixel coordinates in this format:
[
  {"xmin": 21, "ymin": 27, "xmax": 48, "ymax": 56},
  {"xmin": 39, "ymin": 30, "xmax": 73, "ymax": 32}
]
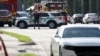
[
  {"xmin": 18, "ymin": 53, "xmax": 36, "ymax": 56},
  {"xmin": 0, "ymin": 30, "xmax": 32, "ymax": 42},
  {"xmin": 18, "ymin": 0, "xmax": 100, "ymax": 15}
]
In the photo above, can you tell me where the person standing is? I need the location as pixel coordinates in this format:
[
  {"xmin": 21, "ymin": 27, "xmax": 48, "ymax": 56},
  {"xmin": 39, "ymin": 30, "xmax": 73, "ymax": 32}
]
[{"xmin": 33, "ymin": 11, "xmax": 40, "ymax": 29}]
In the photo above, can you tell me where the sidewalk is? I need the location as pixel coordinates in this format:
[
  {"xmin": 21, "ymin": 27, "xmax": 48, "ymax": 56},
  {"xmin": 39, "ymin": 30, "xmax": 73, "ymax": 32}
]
[
  {"xmin": 0, "ymin": 34, "xmax": 47, "ymax": 56},
  {"xmin": 0, "ymin": 34, "xmax": 20, "ymax": 56}
]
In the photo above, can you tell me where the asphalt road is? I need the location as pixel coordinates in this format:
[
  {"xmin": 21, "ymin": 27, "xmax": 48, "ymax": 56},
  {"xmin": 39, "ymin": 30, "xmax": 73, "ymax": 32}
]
[{"xmin": 1, "ymin": 26, "xmax": 57, "ymax": 56}]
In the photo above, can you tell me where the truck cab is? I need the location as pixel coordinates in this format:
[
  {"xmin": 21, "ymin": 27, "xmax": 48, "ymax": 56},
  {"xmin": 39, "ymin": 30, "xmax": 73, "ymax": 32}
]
[{"xmin": 0, "ymin": 10, "xmax": 12, "ymax": 27}]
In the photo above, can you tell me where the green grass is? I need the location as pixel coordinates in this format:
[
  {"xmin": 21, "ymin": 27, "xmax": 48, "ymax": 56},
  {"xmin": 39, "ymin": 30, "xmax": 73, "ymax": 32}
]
[
  {"xmin": 18, "ymin": 53, "xmax": 36, "ymax": 56},
  {"xmin": 0, "ymin": 30, "xmax": 32, "ymax": 42}
]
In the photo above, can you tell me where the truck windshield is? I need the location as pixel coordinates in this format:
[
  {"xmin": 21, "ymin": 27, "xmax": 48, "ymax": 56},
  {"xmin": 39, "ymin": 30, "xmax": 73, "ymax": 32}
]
[
  {"xmin": 17, "ymin": 12, "xmax": 29, "ymax": 17},
  {"xmin": 0, "ymin": 4, "xmax": 8, "ymax": 10}
]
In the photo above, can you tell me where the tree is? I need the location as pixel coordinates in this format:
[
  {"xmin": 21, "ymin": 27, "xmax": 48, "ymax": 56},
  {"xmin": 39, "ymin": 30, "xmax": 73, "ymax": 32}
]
[{"xmin": 25, "ymin": 0, "xmax": 33, "ymax": 8}]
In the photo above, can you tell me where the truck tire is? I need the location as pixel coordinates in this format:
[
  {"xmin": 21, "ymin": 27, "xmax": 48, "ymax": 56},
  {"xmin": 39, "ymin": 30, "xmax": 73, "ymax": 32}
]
[
  {"xmin": 48, "ymin": 21, "xmax": 57, "ymax": 29},
  {"xmin": 0, "ymin": 24, "xmax": 4, "ymax": 27},
  {"xmin": 8, "ymin": 22, "xmax": 12, "ymax": 27},
  {"xmin": 17, "ymin": 21, "xmax": 28, "ymax": 29}
]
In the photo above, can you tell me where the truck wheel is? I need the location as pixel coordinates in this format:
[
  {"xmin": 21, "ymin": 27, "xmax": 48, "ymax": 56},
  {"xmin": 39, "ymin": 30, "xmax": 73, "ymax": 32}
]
[
  {"xmin": 0, "ymin": 24, "xmax": 4, "ymax": 27},
  {"xmin": 18, "ymin": 21, "xmax": 28, "ymax": 29},
  {"xmin": 48, "ymin": 21, "xmax": 57, "ymax": 29},
  {"xmin": 8, "ymin": 23, "xmax": 12, "ymax": 27}
]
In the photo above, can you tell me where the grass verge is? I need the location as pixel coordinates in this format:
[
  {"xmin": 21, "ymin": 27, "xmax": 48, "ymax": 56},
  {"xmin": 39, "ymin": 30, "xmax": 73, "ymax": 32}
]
[
  {"xmin": 0, "ymin": 30, "xmax": 32, "ymax": 42},
  {"xmin": 18, "ymin": 53, "xmax": 36, "ymax": 56}
]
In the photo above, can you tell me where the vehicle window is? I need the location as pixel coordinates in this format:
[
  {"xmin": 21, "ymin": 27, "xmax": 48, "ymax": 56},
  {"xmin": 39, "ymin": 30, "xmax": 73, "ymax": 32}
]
[
  {"xmin": 0, "ymin": 11, "xmax": 8, "ymax": 16},
  {"xmin": 73, "ymin": 14, "xmax": 83, "ymax": 17},
  {"xmin": 51, "ymin": 13, "xmax": 61, "ymax": 16},
  {"xmin": 63, "ymin": 27, "xmax": 100, "ymax": 38},
  {"xmin": 61, "ymin": 12, "xmax": 67, "ymax": 16},
  {"xmin": 88, "ymin": 13, "xmax": 97, "ymax": 16},
  {"xmin": 89, "ymin": 14, "xmax": 98, "ymax": 16},
  {"xmin": 39, "ymin": 13, "xmax": 49, "ymax": 17},
  {"xmin": 17, "ymin": 12, "xmax": 29, "ymax": 17},
  {"xmin": 75, "ymin": 17, "xmax": 83, "ymax": 19}
]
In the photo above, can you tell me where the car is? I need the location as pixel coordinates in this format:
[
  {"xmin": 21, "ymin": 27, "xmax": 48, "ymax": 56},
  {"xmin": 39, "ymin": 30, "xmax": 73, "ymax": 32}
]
[
  {"xmin": 72, "ymin": 14, "xmax": 84, "ymax": 24},
  {"xmin": 38, "ymin": 12, "xmax": 66, "ymax": 28},
  {"xmin": 15, "ymin": 11, "xmax": 66, "ymax": 29},
  {"xmin": 50, "ymin": 24, "xmax": 100, "ymax": 56},
  {"xmin": 83, "ymin": 13, "xmax": 100, "ymax": 24}
]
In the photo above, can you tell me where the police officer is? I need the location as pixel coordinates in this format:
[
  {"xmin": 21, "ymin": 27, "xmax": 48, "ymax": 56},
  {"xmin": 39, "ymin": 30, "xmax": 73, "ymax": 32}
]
[{"xmin": 33, "ymin": 10, "xmax": 40, "ymax": 29}]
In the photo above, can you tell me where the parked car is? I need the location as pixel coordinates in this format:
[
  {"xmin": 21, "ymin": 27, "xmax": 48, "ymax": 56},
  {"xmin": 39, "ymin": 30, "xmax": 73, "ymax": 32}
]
[
  {"xmin": 50, "ymin": 24, "xmax": 100, "ymax": 56},
  {"xmin": 83, "ymin": 13, "xmax": 100, "ymax": 24},
  {"xmin": 15, "ymin": 11, "xmax": 66, "ymax": 29},
  {"xmin": 72, "ymin": 14, "xmax": 84, "ymax": 23}
]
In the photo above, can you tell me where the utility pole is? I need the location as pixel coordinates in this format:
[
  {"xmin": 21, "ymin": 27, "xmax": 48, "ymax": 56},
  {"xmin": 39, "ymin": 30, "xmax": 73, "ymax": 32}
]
[
  {"xmin": 73, "ymin": 0, "xmax": 76, "ymax": 14},
  {"xmin": 81, "ymin": 0, "xmax": 84, "ymax": 13},
  {"xmin": 89, "ymin": 0, "xmax": 92, "ymax": 13},
  {"xmin": 97, "ymin": 0, "xmax": 99, "ymax": 15}
]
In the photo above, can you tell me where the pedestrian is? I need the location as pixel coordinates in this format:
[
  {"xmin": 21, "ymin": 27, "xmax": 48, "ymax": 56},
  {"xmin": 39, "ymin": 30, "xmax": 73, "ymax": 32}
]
[{"xmin": 33, "ymin": 10, "xmax": 40, "ymax": 29}]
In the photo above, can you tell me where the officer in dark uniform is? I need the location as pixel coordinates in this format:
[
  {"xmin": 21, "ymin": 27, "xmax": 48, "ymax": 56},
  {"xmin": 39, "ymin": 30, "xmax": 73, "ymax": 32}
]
[{"xmin": 33, "ymin": 11, "xmax": 40, "ymax": 29}]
